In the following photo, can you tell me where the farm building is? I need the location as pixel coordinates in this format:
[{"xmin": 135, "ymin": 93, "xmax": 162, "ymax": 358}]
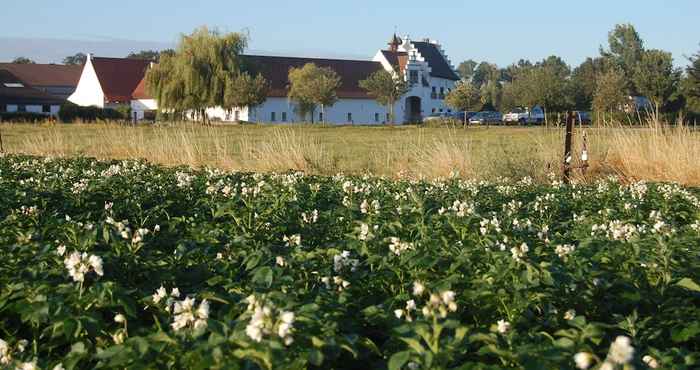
[
  {"xmin": 68, "ymin": 55, "xmax": 155, "ymax": 120},
  {"xmin": 0, "ymin": 63, "xmax": 82, "ymax": 100},
  {"xmin": 209, "ymin": 34, "xmax": 460, "ymax": 124},
  {"xmin": 0, "ymin": 69, "xmax": 64, "ymax": 116}
]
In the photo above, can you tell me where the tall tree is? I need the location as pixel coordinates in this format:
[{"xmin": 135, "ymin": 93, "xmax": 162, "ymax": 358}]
[
  {"xmin": 633, "ymin": 49, "xmax": 681, "ymax": 110},
  {"xmin": 287, "ymin": 63, "xmax": 341, "ymax": 123},
  {"xmin": 456, "ymin": 59, "xmax": 478, "ymax": 81},
  {"xmin": 145, "ymin": 26, "xmax": 253, "ymax": 123},
  {"xmin": 359, "ymin": 69, "xmax": 409, "ymax": 124},
  {"xmin": 502, "ymin": 59, "xmax": 533, "ymax": 82},
  {"xmin": 683, "ymin": 47, "xmax": 700, "ymax": 115},
  {"xmin": 600, "ymin": 23, "xmax": 644, "ymax": 93},
  {"xmin": 593, "ymin": 68, "xmax": 627, "ymax": 118},
  {"xmin": 510, "ymin": 57, "xmax": 573, "ymax": 121},
  {"xmin": 63, "ymin": 53, "xmax": 87, "ymax": 65},
  {"xmin": 472, "ymin": 62, "xmax": 500, "ymax": 87},
  {"xmin": 445, "ymin": 81, "xmax": 481, "ymax": 123},
  {"xmin": 127, "ymin": 49, "xmax": 173, "ymax": 62},
  {"xmin": 571, "ymin": 57, "xmax": 608, "ymax": 110},
  {"xmin": 12, "ymin": 57, "xmax": 35, "ymax": 64}
]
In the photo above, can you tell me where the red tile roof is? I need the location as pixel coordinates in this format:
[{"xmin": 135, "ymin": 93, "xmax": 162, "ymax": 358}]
[
  {"xmin": 0, "ymin": 63, "xmax": 82, "ymax": 87},
  {"xmin": 131, "ymin": 76, "xmax": 151, "ymax": 100},
  {"xmin": 91, "ymin": 57, "xmax": 151, "ymax": 103},
  {"xmin": 243, "ymin": 55, "xmax": 384, "ymax": 98}
]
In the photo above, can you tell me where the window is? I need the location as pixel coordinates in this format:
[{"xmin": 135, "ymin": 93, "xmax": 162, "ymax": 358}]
[
  {"xmin": 42, "ymin": 104, "xmax": 51, "ymax": 113},
  {"xmin": 431, "ymin": 108, "xmax": 436, "ymax": 113},
  {"xmin": 282, "ymin": 112, "xmax": 287, "ymax": 122},
  {"xmin": 347, "ymin": 113, "xmax": 352, "ymax": 122},
  {"xmin": 234, "ymin": 110, "xmax": 240, "ymax": 121},
  {"xmin": 319, "ymin": 112, "xmax": 323, "ymax": 122},
  {"xmin": 386, "ymin": 113, "xmax": 390, "ymax": 122},
  {"xmin": 431, "ymin": 86, "xmax": 437, "ymax": 99},
  {"xmin": 271, "ymin": 112, "xmax": 276, "ymax": 122},
  {"xmin": 409, "ymin": 70, "xmax": 419, "ymax": 84},
  {"xmin": 17, "ymin": 104, "xmax": 26, "ymax": 112},
  {"xmin": 3, "ymin": 82, "xmax": 23, "ymax": 88},
  {"xmin": 448, "ymin": 109, "xmax": 452, "ymax": 113},
  {"xmin": 374, "ymin": 113, "xmax": 379, "ymax": 122},
  {"xmin": 439, "ymin": 108, "xmax": 443, "ymax": 113},
  {"xmin": 439, "ymin": 87, "xmax": 445, "ymax": 99},
  {"xmin": 0, "ymin": 104, "xmax": 5, "ymax": 113}
]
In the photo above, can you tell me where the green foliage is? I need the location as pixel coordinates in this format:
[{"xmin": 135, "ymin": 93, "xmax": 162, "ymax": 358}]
[
  {"xmin": 126, "ymin": 49, "xmax": 172, "ymax": 62},
  {"xmin": 58, "ymin": 102, "xmax": 127, "ymax": 122},
  {"xmin": 456, "ymin": 59, "xmax": 478, "ymax": 81},
  {"xmin": 508, "ymin": 57, "xmax": 573, "ymax": 117},
  {"xmin": 593, "ymin": 68, "xmax": 627, "ymax": 116},
  {"xmin": 0, "ymin": 112, "xmax": 50, "ymax": 122},
  {"xmin": 445, "ymin": 81, "xmax": 481, "ymax": 113},
  {"xmin": 145, "ymin": 26, "xmax": 259, "ymax": 123},
  {"xmin": 359, "ymin": 69, "xmax": 409, "ymax": 124},
  {"xmin": 601, "ymin": 23, "xmax": 645, "ymax": 92},
  {"xmin": 571, "ymin": 57, "xmax": 609, "ymax": 110},
  {"xmin": 633, "ymin": 49, "xmax": 682, "ymax": 109},
  {"xmin": 62, "ymin": 53, "xmax": 87, "ymax": 66},
  {"xmin": 11, "ymin": 57, "xmax": 35, "ymax": 64},
  {"xmin": 223, "ymin": 73, "xmax": 269, "ymax": 114},
  {"xmin": 1, "ymin": 155, "xmax": 699, "ymax": 369},
  {"xmin": 287, "ymin": 63, "xmax": 342, "ymax": 123}
]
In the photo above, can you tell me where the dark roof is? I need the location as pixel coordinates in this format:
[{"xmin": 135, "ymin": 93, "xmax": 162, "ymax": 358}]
[
  {"xmin": 380, "ymin": 50, "xmax": 408, "ymax": 74},
  {"xmin": 0, "ymin": 63, "xmax": 82, "ymax": 87},
  {"xmin": 411, "ymin": 41, "xmax": 460, "ymax": 80},
  {"xmin": 0, "ymin": 69, "xmax": 64, "ymax": 105},
  {"xmin": 91, "ymin": 57, "xmax": 151, "ymax": 103},
  {"xmin": 243, "ymin": 55, "xmax": 384, "ymax": 98}
]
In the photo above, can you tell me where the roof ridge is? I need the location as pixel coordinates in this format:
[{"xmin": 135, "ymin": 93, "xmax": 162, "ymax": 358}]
[{"xmin": 244, "ymin": 54, "xmax": 377, "ymax": 63}]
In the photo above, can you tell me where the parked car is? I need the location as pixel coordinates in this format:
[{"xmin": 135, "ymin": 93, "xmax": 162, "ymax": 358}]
[
  {"xmin": 469, "ymin": 111, "xmax": 503, "ymax": 125},
  {"xmin": 503, "ymin": 105, "xmax": 545, "ymax": 124},
  {"xmin": 452, "ymin": 111, "xmax": 478, "ymax": 124},
  {"xmin": 558, "ymin": 111, "xmax": 592, "ymax": 125},
  {"xmin": 423, "ymin": 112, "xmax": 457, "ymax": 123}
]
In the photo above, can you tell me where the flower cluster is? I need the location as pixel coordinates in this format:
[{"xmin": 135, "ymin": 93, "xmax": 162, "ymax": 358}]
[
  {"xmin": 152, "ymin": 285, "xmax": 181, "ymax": 310},
  {"xmin": 64, "ymin": 251, "xmax": 104, "ymax": 282},
  {"xmin": 283, "ymin": 234, "xmax": 301, "ymax": 247},
  {"xmin": 510, "ymin": 243, "xmax": 529, "ymax": 262},
  {"xmin": 244, "ymin": 295, "xmax": 295, "ymax": 345},
  {"xmin": 0, "ymin": 338, "xmax": 28, "ymax": 366},
  {"xmin": 555, "ymin": 244, "xmax": 575, "ymax": 260},
  {"xmin": 171, "ymin": 297, "xmax": 209, "ymax": 332},
  {"xmin": 388, "ymin": 237, "xmax": 414, "ymax": 256},
  {"xmin": 333, "ymin": 250, "xmax": 358, "ymax": 273},
  {"xmin": 301, "ymin": 209, "xmax": 319, "ymax": 224},
  {"xmin": 395, "ymin": 281, "xmax": 458, "ymax": 321}
]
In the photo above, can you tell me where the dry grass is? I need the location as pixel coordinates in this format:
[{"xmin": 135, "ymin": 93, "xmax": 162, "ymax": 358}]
[{"xmin": 1, "ymin": 120, "xmax": 698, "ymax": 185}]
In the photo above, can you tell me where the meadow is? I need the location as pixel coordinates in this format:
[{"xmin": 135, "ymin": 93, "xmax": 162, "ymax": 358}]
[
  {"xmin": 1, "ymin": 120, "xmax": 699, "ymax": 185},
  {"xmin": 0, "ymin": 154, "xmax": 698, "ymax": 369}
]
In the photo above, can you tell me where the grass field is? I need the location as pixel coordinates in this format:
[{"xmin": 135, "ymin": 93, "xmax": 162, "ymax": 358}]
[{"xmin": 1, "ymin": 121, "xmax": 699, "ymax": 184}]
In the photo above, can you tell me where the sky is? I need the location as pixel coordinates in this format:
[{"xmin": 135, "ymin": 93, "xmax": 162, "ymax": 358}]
[{"xmin": 1, "ymin": 0, "xmax": 698, "ymax": 68}]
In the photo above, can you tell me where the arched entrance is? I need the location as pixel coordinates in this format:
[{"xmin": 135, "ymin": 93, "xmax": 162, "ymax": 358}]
[{"xmin": 405, "ymin": 96, "xmax": 422, "ymax": 123}]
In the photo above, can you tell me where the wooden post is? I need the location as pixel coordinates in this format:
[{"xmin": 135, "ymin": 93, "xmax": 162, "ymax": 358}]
[
  {"xmin": 563, "ymin": 111, "xmax": 574, "ymax": 184},
  {"xmin": 0, "ymin": 121, "xmax": 4, "ymax": 153}
]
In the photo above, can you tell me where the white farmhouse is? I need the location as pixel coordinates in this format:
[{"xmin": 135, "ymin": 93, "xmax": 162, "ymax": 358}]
[
  {"xmin": 209, "ymin": 34, "xmax": 460, "ymax": 124},
  {"xmin": 69, "ymin": 54, "xmax": 155, "ymax": 119}
]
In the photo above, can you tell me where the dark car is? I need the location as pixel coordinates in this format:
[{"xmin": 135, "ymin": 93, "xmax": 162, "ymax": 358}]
[{"xmin": 559, "ymin": 111, "xmax": 592, "ymax": 125}]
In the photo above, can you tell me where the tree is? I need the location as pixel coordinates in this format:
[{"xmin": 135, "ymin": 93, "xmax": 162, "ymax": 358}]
[
  {"xmin": 127, "ymin": 49, "xmax": 173, "ymax": 62},
  {"xmin": 457, "ymin": 59, "xmax": 478, "ymax": 81},
  {"xmin": 571, "ymin": 57, "xmax": 608, "ymax": 110},
  {"xmin": 593, "ymin": 68, "xmax": 627, "ymax": 118},
  {"xmin": 12, "ymin": 57, "xmax": 35, "ymax": 64},
  {"xmin": 145, "ymin": 26, "xmax": 254, "ymax": 123},
  {"xmin": 63, "ymin": 53, "xmax": 87, "ymax": 65},
  {"xmin": 223, "ymin": 73, "xmax": 269, "ymax": 119},
  {"xmin": 502, "ymin": 59, "xmax": 533, "ymax": 83},
  {"xmin": 509, "ymin": 58, "xmax": 573, "ymax": 122},
  {"xmin": 445, "ymin": 81, "xmax": 481, "ymax": 123},
  {"xmin": 472, "ymin": 62, "xmax": 500, "ymax": 87},
  {"xmin": 683, "ymin": 47, "xmax": 700, "ymax": 116},
  {"xmin": 479, "ymin": 80, "xmax": 502, "ymax": 112},
  {"xmin": 633, "ymin": 49, "xmax": 681, "ymax": 110},
  {"xmin": 287, "ymin": 63, "xmax": 341, "ymax": 123},
  {"xmin": 600, "ymin": 23, "xmax": 644, "ymax": 93},
  {"xmin": 359, "ymin": 69, "xmax": 409, "ymax": 124}
]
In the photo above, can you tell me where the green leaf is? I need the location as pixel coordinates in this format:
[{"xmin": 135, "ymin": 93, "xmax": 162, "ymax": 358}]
[
  {"xmin": 308, "ymin": 348, "xmax": 324, "ymax": 366},
  {"xmin": 676, "ymin": 278, "xmax": 700, "ymax": 292},
  {"xmin": 388, "ymin": 350, "xmax": 411, "ymax": 370},
  {"xmin": 252, "ymin": 266, "xmax": 274, "ymax": 288}
]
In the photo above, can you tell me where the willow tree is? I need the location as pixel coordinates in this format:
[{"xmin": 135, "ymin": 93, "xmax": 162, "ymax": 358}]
[
  {"xmin": 359, "ymin": 69, "xmax": 408, "ymax": 124},
  {"xmin": 146, "ymin": 26, "xmax": 266, "ymax": 123},
  {"xmin": 288, "ymin": 63, "xmax": 341, "ymax": 123}
]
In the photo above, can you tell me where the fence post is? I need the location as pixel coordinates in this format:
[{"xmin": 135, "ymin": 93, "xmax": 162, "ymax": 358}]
[
  {"xmin": 563, "ymin": 111, "xmax": 574, "ymax": 184},
  {"xmin": 0, "ymin": 116, "xmax": 4, "ymax": 153}
]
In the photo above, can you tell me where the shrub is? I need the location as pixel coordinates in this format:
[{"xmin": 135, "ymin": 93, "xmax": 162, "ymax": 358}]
[
  {"xmin": 0, "ymin": 111, "xmax": 50, "ymax": 123},
  {"xmin": 58, "ymin": 102, "xmax": 127, "ymax": 123}
]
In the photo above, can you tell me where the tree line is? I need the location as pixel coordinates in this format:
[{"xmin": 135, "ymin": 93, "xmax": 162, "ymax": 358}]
[{"xmin": 448, "ymin": 24, "xmax": 699, "ymax": 121}]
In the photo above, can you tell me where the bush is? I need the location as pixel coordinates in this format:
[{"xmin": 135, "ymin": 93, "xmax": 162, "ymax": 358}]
[
  {"xmin": 58, "ymin": 102, "xmax": 127, "ymax": 123},
  {"xmin": 0, "ymin": 112, "xmax": 51, "ymax": 123}
]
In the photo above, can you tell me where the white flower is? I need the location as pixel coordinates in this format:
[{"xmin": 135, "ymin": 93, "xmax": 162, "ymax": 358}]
[
  {"xmin": 52, "ymin": 364, "xmax": 65, "ymax": 370},
  {"xmin": 17, "ymin": 362, "xmax": 37, "ymax": 370},
  {"xmin": 114, "ymin": 314, "xmax": 126, "ymax": 323},
  {"xmin": 574, "ymin": 352, "xmax": 593, "ymax": 369},
  {"xmin": 56, "ymin": 244, "xmax": 66, "ymax": 256},
  {"xmin": 153, "ymin": 286, "xmax": 167, "ymax": 303},
  {"xmin": 394, "ymin": 309, "xmax": 404, "ymax": 319},
  {"xmin": 276, "ymin": 256, "xmax": 286, "ymax": 267},
  {"xmin": 283, "ymin": 234, "xmax": 301, "ymax": 247},
  {"xmin": 497, "ymin": 319, "xmax": 510, "ymax": 334},
  {"xmin": 599, "ymin": 362, "xmax": 614, "ymax": 370},
  {"xmin": 564, "ymin": 309, "xmax": 576, "ymax": 320},
  {"xmin": 642, "ymin": 355, "xmax": 659, "ymax": 368},
  {"xmin": 412, "ymin": 281, "xmax": 425, "ymax": 296},
  {"xmin": 64, "ymin": 251, "xmax": 103, "ymax": 282},
  {"xmin": 171, "ymin": 297, "xmax": 209, "ymax": 331},
  {"xmin": 359, "ymin": 223, "xmax": 370, "ymax": 241},
  {"xmin": 608, "ymin": 335, "xmax": 634, "ymax": 364}
]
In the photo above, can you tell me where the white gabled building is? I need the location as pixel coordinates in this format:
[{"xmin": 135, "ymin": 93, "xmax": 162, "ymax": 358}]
[
  {"xmin": 208, "ymin": 34, "xmax": 460, "ymax": 124},
  {"xmin": 69, "ymin": 54, "xmax": 156, "ymax": 119}
]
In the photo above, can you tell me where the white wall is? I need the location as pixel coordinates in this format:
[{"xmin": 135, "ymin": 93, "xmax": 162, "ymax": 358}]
[
  {"xmin": 4, "ymin": 104, "xmax": 60, "ymax": 116},
  {"xmin": 68, "ymin": 55, "xmax": 105, "ymax": 107},
  {"xmin": 131, "ymin": 99, "xmax": 158, "ymax": 120}
]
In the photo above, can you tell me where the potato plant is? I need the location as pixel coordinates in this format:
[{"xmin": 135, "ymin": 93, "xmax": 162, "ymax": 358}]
[{"xmin": 0, "ymin": 154, "xmax": 699, "ymax": 369}]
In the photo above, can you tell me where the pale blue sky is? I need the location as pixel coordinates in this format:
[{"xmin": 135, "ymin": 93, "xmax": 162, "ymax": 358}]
[{"xmin": 1, "ymin": 0, "xmax": 698, "ymax": 67}]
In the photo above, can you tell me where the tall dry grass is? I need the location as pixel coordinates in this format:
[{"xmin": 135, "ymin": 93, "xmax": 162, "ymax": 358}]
[{"xmin": 5, "ymin": 120, "xmax": 700, "ymax": 185}]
